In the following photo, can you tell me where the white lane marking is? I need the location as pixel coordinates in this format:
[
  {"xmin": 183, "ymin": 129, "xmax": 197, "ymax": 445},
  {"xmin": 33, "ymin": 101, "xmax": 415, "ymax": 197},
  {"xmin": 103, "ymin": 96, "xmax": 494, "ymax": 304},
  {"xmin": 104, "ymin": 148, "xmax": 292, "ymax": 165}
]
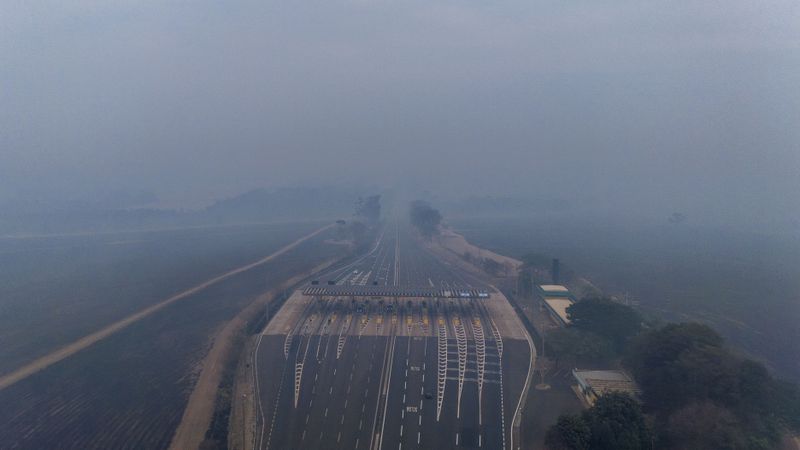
[
  {"xmin": 511, "ymin": 306, "xmax": 536, "ymax": 450},
  {"xmin": 453, "ymin": 313, "xmax": 468, "ymax": 419},
  {"xmin": 374, "ymin": 321, "xmax": 398, "ymax": 450},
  {"xmin": 436, "ymin": 319, "xmax": 448, "ymax": 421}
]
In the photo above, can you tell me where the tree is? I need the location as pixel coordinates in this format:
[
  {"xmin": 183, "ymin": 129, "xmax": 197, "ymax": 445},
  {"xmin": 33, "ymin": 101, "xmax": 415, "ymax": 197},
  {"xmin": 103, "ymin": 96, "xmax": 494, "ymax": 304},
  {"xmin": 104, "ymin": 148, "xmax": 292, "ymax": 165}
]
[
  {"xmin": 665, "ymin": 401, "xmax": 746, "ymax": 450},
  {"xmin": 567, "ymin": 298, "xmax": 642, "ymax": 351},
  {"xmin": 585, "ymin": 393, "xmax": 652, "ymax": 450},
  {"xmin": 668, "ymin": 212, "xmax": 687, "ymax": 224},
  {"xmin": 546, "ymin": 393, "xmax": 651, "ymax": 450},
  {"xmin": 625, "ymin": 322, "xmax": 800, "ymax": 447},
  {"xmin": 522, "ymin": 252, "xmax": 551, "ymax": 268},
  {"xmin": 545, "ymin": 414, "xmax": 590, "ymax": 450},
  {"xmin": 625, "ymin": 322, "xmax": 725, "ymax": 412},
  {"xmin": 355, "ymin": 195, "xmax": 381, "ymax": 223},
  {"xmin": 545, "ymin": 328, "xmax": 614, "ymax": 368},
  {"xmin": 769, "ymin": 379, "xmax": 800, "ymax": 432},
  {"xmin": 409, "ymin": 200, "xmax": 442, "ymax": 239},
  {"xmin": 518, "ymin": 269, "xmax": 533, "ymax": 298}
]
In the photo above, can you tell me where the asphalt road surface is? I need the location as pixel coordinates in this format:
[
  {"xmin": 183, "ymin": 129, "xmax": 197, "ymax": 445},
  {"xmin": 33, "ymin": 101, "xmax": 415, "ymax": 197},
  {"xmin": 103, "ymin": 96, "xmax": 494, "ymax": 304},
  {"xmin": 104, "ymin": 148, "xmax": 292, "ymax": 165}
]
[
  {"xmin": 253, "ymin": 224, "xmax": 532, "ymax": 450},
  {"xmin": 319, "ymin": 224, "xmax": 488, "ymax": 290}
]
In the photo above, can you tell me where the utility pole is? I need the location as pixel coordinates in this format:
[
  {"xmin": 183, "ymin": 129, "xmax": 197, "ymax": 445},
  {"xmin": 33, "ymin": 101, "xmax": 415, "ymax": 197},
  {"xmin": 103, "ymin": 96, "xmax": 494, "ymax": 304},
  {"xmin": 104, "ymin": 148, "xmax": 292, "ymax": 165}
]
[{"xmin": 551, "ymin": 258, "xmax": 560, "ymax": 285}]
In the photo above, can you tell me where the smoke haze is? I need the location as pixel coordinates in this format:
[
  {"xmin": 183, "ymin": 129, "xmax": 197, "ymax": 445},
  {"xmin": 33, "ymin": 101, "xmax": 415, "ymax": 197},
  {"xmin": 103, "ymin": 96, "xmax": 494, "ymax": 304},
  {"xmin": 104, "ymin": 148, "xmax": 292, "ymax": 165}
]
[{"xmin": 2, "ymin": 0, "xmax": 799, "ymax": 230}]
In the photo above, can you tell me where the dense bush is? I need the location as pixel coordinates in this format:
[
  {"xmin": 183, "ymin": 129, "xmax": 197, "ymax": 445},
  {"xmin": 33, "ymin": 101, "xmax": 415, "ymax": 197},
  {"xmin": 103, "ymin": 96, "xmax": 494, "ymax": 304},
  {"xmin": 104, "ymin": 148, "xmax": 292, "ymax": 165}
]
[
  {"xmin": 545, "ymin": 393, "xmax": 651, "ymax": 450},
  {"xmin": 566, "ymin": 298, "xmax": 643, "ymax": 351},
  {"xmin": 546, "ymin": 309, "xmax": 800, "ymax": 449}
]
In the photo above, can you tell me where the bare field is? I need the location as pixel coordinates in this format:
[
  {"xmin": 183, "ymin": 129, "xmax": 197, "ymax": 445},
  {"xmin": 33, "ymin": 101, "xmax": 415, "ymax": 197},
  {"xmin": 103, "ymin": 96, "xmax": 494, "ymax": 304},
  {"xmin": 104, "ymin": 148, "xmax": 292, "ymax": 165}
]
[
  {"xmin": 0, "ymin": 222, "xmax": 324, "ymax": 375},
  {"xmin": 0, "ymin": 227, "xmax": 347, "ymax": 449}
]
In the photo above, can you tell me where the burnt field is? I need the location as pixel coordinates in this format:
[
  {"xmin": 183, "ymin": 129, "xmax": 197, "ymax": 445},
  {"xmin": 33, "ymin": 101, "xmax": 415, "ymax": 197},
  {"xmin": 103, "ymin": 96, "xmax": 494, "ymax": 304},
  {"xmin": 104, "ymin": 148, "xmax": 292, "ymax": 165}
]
[
  {"xmin": 0, "ymin": 226, "xmax": 346, "ymax": 449},
  {"xmin": 0, "ymin": 222, "xmax": 323, "ymax": 375},
  {"xmin": 452, "ymin": 216, "xmax": 800, "ymax": 381}
]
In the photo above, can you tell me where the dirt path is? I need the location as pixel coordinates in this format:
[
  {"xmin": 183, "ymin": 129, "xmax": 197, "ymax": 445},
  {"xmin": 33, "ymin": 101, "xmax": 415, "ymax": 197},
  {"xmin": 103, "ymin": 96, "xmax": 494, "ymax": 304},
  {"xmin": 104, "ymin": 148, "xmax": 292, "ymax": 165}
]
[
  {"xmin": 169, "ymin": 258, "xmax": 340, "ymax": 450},
  {"xmin": 0, "ymin": 224, "xmax": 333, "ymax": 392},
  {"xmin": 438, "ymin": 228, "xmax": 523, "ymax": 271}
]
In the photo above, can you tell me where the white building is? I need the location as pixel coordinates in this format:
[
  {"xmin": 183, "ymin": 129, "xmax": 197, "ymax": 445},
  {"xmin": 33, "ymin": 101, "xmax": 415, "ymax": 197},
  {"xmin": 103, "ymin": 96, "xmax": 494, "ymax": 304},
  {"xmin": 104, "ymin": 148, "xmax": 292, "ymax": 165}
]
[{"xmin": 537, "ymin": 284, "xmax": 575, "ymax": 327}]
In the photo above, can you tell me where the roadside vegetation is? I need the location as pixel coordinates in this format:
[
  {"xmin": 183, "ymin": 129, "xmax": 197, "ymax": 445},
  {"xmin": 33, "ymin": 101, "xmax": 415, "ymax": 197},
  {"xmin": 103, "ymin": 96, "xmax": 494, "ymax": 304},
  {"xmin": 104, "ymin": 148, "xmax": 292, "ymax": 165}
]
[
  {"xmin": 544, "ymin": 298, "xmax": 642, "ymax": 369},
  {"xmin": 452, "ymin": 217, "xmax": 800, "ymax": 382},
  {"xmin": 354, "ymin": 195, "xmax": 382, "ymax": 224},
  {"xmin": 409, "ymin": 200, "xmax": 442, "ymax": 239},
  {"xmin": 544, "ymin": 300, "xmax": 800, "ymax": 449},
  {"xmin": 546, "ymin": 393, "xmax": 651, "ymax": 450}
]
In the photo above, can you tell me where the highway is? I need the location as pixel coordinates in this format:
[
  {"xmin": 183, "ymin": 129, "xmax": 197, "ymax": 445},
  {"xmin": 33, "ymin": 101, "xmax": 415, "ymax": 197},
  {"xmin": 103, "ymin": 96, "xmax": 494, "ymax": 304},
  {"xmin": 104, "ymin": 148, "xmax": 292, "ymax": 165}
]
[
  {"xmin": 252, "ymin": 223, "xmax": 532, "ymax": 450},
  {"xmin": 318, "ymin": 224, "xmax": 488, "ymax": 291}
]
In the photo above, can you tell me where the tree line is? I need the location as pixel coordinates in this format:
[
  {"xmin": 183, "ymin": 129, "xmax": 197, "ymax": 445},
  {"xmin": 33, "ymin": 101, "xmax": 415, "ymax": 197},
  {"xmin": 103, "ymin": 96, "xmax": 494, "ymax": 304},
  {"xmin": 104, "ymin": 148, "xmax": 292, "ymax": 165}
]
[
  {"xmin": 409, "ymin": 200, "xmax": 442, "ymax": 239},
  {"xmin": 544, "ymin": 298, "xmax": 800, "ymax": 450}
]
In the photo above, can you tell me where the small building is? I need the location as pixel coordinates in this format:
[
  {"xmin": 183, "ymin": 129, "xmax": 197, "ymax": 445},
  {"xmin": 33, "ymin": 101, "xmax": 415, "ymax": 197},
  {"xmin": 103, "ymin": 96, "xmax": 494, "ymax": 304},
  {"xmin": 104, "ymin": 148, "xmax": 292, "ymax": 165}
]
[
  {"xmin": 543, "ymin": 297, "xmax": 573, "ymax": 327},
  {"xmin": 572, "ymin": 369, "xmax": 641, "ymax": 406},
  {"xmin": 537, "ymin": 284, "xmax": 575, "ymax": 327},
  {"xmin": 538, "ymin": 284, "xmax": 572, "ymax": 298}
]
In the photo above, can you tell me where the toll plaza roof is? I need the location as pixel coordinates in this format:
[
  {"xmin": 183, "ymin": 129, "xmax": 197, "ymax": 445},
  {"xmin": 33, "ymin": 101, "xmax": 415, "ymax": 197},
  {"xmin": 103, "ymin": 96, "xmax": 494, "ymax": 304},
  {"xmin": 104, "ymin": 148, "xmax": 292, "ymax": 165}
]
[
  {"xmin": 538, "ymin": 284, "xmax": 574, "ymax": 300},
  {"xmin": 539, "ymin": 284, "xmax": 569, "ymax": 293},
  {"xmin": 302, "ymin": 285, "xmax": 490, "ymax": 298},
  {"xmin": 573, "ymin": 369, "xmax": 641, "ymax": 399}
]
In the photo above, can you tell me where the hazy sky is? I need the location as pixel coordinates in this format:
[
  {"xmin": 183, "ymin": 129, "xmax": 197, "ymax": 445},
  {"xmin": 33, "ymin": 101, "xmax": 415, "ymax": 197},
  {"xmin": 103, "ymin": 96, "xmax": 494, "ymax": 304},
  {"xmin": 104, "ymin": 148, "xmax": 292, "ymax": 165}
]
[{"xmin": 2, "ymin": 1, "xmax": 799, "ymax": 225}]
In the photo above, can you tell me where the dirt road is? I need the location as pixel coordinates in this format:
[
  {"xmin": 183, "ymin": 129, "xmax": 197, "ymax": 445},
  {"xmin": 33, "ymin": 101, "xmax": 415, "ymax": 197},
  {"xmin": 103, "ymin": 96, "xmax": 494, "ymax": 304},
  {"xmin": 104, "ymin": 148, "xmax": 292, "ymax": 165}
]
[{"xmin": 168, "ymin": 258, "xmax": 341, "ymax": 450}]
